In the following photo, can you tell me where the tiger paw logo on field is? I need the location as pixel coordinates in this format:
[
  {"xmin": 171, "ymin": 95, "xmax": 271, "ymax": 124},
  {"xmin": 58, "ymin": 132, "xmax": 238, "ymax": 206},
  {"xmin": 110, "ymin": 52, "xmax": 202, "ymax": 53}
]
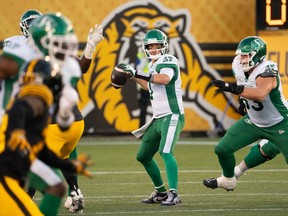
[{"xmin": 77, "ymin": 0, "xmax": 239, "ymax": 134}]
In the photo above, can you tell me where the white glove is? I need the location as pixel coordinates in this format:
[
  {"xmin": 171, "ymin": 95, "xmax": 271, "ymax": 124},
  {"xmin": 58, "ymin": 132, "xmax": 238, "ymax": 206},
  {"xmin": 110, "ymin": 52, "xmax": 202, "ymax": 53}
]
[
  {"xmin": 83, "ymin": 24, "xmax": 104, "ymax": 59},
  {"xmin": 56, "ymin": 85, "xmax": 79, "ymax": 129}
]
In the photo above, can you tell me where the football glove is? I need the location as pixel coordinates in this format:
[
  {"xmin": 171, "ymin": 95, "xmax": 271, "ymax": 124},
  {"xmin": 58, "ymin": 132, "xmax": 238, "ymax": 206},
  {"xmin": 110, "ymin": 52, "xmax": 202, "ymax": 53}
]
[
  {"xmin": 84, "ymin": 24, "xmax": 104, "ymax": 59},
  {"xmin": 7, "ymin": 129, "xmax": 36, "ymax": 162},
  {"xmin": 56, "ymin": 85, "xmax": 78, "ymax": 129},
  {"xmin": 211, "ymin": 80, "xmax": 244, "ymax": 95},
  {"xmin": 72, "ymin": 154, "xmax": 93, "ymax": 177},
  {"xmin": 238, "ymin": 97, "xmax": 247, "ymax": 116},
  {"xmin": 117, "ymin": 63, "xmax": 153, "ymax": 82}
]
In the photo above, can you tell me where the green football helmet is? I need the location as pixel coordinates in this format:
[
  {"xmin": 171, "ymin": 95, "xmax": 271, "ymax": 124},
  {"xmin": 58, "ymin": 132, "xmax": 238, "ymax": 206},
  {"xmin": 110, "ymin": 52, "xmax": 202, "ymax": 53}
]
[
  {"xmin": 235, "ymin": 36, "xmax": 267, "ymax": 72},
  {"xmin": 19, "ymin": 9, "xmax": 42, "ymax": 38},
  {"xmin": 142, "ymin": 29, "xmax": 168, "ymax": 60},
  {"xmin": 28, "ymin": 12, "xmax": 78, "ymax": 69}
]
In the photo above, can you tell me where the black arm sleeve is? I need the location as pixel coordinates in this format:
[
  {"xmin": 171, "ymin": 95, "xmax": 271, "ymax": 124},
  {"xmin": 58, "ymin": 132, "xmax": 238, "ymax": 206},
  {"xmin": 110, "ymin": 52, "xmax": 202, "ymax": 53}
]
[
  {"xmin": 37, "ymin": 145, "xmax": 76, "ymax": 172},
  {"xmin": 7, "ymin": 99, "xmax": 34, "ymax": 131}
]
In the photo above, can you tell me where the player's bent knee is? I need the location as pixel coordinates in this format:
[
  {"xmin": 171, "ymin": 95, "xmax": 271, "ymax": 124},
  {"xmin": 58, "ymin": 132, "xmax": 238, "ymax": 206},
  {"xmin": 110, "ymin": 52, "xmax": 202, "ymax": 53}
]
[
  {"xmin": 260, "ymin": 144, "xmax": 280, "ymax": 159},
  {"xmin": 214, "ymin": 145, "xmax": 233, "ymax": 157}
]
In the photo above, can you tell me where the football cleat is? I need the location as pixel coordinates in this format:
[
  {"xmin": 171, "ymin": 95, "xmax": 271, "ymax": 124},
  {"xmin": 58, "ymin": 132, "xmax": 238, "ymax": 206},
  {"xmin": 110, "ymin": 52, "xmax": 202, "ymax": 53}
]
[
  {"xmin": 141, "ymin": 190, "xmax": 168, "ymax": 204},
  {"xmin": 203, "ymin": 176, "xmax": 236, "ymax": 191},
  {"xmin": 64, "ymin": 196, "xmax": 72, "ymax": 209},
  {"xmin": 160, "ymin": 190, "xmax": 181, "ymax": 206},
  {"xmin": 69, "ymin": 189, "xmax": 84, "ymax": 213}
]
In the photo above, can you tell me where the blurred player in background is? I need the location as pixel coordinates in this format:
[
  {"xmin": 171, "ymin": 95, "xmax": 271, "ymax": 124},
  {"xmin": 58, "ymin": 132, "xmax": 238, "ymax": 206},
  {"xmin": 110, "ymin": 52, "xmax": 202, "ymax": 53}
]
[
  {"xmin": 120, "ymin": 29, "xmax": 185, "ymax": 206},
  {"xmin": 1, "ymin": 10, "xmax": 103, "ymax": 213},
  {"xmin": 0, "ymin": 59, "xmax": 91, "ymax": 216},
  {"xmin": 27, "ymin": 12, "xmax": 103, "ymax": 213},
  {"xmin": 203, "ymin": 36, "xmax": 288, "ymax": 191}
]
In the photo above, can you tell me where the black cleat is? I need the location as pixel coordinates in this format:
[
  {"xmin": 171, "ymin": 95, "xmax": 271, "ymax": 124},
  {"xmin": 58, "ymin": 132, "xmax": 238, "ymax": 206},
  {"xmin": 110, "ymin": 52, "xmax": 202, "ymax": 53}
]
[
  {"xmin": 141, "ymin": 190, "xmax": 168, "ymax": 204},
  {"xmin": 160, "ymin": 190, "xmax": 181, "ymax": 206},
  {"xmin": 203, "ymin": 178, "xmax": 218, "ymax": 189}
]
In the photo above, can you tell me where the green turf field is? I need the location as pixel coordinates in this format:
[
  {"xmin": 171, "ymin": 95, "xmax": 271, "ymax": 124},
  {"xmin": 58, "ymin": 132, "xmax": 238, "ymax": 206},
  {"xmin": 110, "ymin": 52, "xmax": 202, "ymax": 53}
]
[{"xmin": 38, "ymin": 137, "xmax": 288, "ymax": 215}]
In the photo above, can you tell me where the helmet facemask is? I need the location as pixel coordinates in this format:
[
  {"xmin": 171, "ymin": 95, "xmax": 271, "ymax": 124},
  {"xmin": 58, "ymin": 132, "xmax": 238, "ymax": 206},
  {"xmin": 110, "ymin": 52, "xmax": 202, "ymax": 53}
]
[
  {"xmin": 235, "ymin": 36, "xmax": 267, "ymax": 72},
  {"xmin": 142, "ymin": 29, "xmax": 169, "ymax": 60},
  {"xmin": 40, "ymin": 33, "xmax": 78, "ymax": 70},
  {"xmin": 235, "ymin": 50, "xmax": 258, "ymax": 72},
  {"xmin": 19, "ymin": 15, "xmax": 40, "ymax": 38},
  {"xmin": 143, "ymin": 43, "xmax": 168, "ymax": 60}
]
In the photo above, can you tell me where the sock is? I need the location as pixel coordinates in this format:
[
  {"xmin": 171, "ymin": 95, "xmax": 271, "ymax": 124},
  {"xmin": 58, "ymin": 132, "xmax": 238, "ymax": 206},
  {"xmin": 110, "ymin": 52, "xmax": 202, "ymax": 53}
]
[
  {"xmin": 140, "ymin": 159, "xmax": 165, "ymax": 191},
  {"xmin": 161, "ymin": 153, "xmax": 178, "ymax": 191},
  {"xmin": 238, "ymin": 160, "xmax": 249, "ymax": 172},
  {"xmin": 155, "ymin": 184, "xmax": 166, "ymax": 193},
  {"xmin": 67, "ymin": 148, "xmax": 78, "ymax": 196},
  {"xmin": 39, "ymin": 193, "xmax": 61, "ymax": 216}
]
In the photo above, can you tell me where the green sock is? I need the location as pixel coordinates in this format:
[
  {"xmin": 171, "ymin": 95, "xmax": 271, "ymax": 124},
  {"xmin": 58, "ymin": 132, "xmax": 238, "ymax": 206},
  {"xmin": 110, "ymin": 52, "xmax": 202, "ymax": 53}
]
[
  {"xmin": 155, "ymin": 184, "xmax": 166, "ymax": 193},
  {"xmin": 39, "ymin": 193, "xmax": 61, "ymax": 216},
  {"xmin": 142, "ymin": 159, "xmax": 165, "ymax": 190},
  {"xmin": 68, "ymin": 147, "xmax": 78, "ymax": 196},
  {"xmin": 161, "ymin": 153, "xmax": 178, "ymax": 191}
]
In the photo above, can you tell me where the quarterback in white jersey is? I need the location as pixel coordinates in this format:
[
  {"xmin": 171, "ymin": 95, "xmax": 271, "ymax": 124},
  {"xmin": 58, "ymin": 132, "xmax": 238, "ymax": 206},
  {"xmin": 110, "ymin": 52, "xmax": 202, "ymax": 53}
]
[
  {"xmin": 118, "ymin": 29, "xmax": 184, "ymax": 206},
  {"xmin": 203, "ymin": 36, "xmax": 288, "ymax": 192},
  {"xmin": 146, "ymin": 54, "xmax": 184, "ymax": 118}
]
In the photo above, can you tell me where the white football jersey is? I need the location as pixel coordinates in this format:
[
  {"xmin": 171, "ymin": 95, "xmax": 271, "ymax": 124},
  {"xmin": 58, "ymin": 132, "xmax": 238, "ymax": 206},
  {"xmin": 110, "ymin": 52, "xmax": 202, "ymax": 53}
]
[
  {"xmin": 147, "ymin": 54, "xmax": 184, "ymax": 118},
  {"xmin": 232, "ymin": 56, "xmax": 288, "ymax": 127},
  {"xmin": 60, "ymin": 56, "xmax": 82, "ymax": 87},
  {"xmin": 0, "ymin": 35, "xmax": 42, "ymax": 123}
]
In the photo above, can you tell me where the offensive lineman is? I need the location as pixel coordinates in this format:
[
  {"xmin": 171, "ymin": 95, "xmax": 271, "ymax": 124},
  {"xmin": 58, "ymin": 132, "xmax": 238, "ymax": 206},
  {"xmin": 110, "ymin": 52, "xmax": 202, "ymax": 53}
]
[{"xmin": 203, "ymin": 36, "xmax": 288, "ymax": 191}]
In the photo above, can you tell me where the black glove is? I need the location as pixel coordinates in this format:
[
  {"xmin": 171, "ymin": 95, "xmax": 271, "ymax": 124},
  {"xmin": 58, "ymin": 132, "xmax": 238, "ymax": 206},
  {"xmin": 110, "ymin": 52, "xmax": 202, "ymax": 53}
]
[
  {"xmin": 211, "ymin": 80, "xmax": 244, "ymax": 95},
  {"xmin": 238, "ymin": 98, "xmax": 247, "ymax": 116}
]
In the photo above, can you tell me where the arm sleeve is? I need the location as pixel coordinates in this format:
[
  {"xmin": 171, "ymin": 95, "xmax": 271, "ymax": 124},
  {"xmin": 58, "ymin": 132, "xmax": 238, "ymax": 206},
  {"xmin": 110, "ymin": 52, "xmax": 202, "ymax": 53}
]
[{"xmin": 37, "ymin": 145, "xmax": 76, "ymax": 172}]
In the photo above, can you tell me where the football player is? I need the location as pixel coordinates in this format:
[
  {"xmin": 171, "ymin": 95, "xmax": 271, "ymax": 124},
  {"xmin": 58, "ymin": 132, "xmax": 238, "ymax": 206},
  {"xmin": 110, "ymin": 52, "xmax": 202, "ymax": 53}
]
[
  {"xmin": 2, "ymin": 10, "xmax": 103, "ymax": 213},
  {"xmin": 233, "ymin": 98, "xmax": 281, "ymax": 178},
  {"xmin": 0, "ymin": 12, "xmax": 84, "ymax": 215},
  {"xmin": 118, "ymin": 29, "xmax": 185, "ymax": 206},
  {"xmin": 203, "ymin": 36, "xmax": 288, "ymax": 191},
  {"xmin": 0, "ymin": 59, "xmax": 91, "ymax": 216}
]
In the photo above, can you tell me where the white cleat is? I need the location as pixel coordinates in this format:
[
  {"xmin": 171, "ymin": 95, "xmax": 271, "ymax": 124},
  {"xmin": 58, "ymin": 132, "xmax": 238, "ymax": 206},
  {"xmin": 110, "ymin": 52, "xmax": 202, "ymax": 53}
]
[
  {"xmin": 69, "ymin": 189, "xmax": 84, "ymax": 213},
  {"xmin": 64, "ymin": 196, "xmax": 72, "ymax": 209},
  {"xmin": 217, "ymin": 176, "xmax": 236, "ymax": 191}
]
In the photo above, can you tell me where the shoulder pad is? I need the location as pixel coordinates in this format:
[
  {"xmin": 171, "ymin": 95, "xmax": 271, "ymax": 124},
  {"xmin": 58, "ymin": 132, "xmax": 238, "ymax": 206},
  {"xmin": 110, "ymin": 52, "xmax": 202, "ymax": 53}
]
[{"xmin": 18, "ymin": 84, "xmax": 53, "ymax": 106}]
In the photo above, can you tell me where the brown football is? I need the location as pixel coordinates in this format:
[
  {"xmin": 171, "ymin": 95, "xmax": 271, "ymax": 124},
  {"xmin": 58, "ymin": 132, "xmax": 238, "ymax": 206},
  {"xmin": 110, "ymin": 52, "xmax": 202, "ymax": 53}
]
[{"xmin": 111, "ymin": 64, "xmax": 130, "ymax": 89}]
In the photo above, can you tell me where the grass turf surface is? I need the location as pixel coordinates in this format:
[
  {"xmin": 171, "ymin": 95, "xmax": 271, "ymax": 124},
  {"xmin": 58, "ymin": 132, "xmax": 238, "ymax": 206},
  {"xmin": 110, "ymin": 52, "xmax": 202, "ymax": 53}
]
[{"xmin": 36, "ymin": 137, "xmax": 288, "ymax": 215}]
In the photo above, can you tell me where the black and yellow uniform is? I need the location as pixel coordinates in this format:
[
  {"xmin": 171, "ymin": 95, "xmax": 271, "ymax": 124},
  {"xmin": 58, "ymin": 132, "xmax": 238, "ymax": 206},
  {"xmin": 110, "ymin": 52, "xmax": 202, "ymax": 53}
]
[
  {"xmin": 0, "ymin": 82, "xmax": 52, "ymax": 216},
  {"xmin": 46, "ymin": 106, "xmax": 84, "ymax": 159},
  {"xmin": 0, "ymin": 60, "xmax": 83, "ymax": 216}
]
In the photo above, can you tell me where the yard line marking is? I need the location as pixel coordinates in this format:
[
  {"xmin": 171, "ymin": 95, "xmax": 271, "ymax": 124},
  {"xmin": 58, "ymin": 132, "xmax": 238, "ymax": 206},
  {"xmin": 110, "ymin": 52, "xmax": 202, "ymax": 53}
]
[
  {"xmin": 90, "ymin": 169, "xmax": 288, "ymax": 175},
  {"xmin": 81, "ymin": 192, "xmax": 288, "ymax": 200},
  {"xmin": 58, "ymin": 208, "xmax": 288, "ymax": 215},
  {"xmin": 78, "ymin": 180, "xmax": 288, "ymax": 186},
  {"xmin": 79, "ymin": 140, "xmax": 218, "ymax": 145}
]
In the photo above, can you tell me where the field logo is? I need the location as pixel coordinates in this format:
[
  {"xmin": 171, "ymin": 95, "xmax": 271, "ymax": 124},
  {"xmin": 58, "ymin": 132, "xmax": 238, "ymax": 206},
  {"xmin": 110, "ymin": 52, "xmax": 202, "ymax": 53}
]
[{"xmin": 77, "ymin": 0, "xmax": 239, "ymax": 134}]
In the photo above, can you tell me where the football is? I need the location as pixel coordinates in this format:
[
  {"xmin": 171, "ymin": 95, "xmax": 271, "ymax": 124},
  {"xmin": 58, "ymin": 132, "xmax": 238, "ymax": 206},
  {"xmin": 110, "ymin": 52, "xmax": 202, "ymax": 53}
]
[{"xmin": 111, "ymin": 64, "xmax": 130, "ymax": 89}]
